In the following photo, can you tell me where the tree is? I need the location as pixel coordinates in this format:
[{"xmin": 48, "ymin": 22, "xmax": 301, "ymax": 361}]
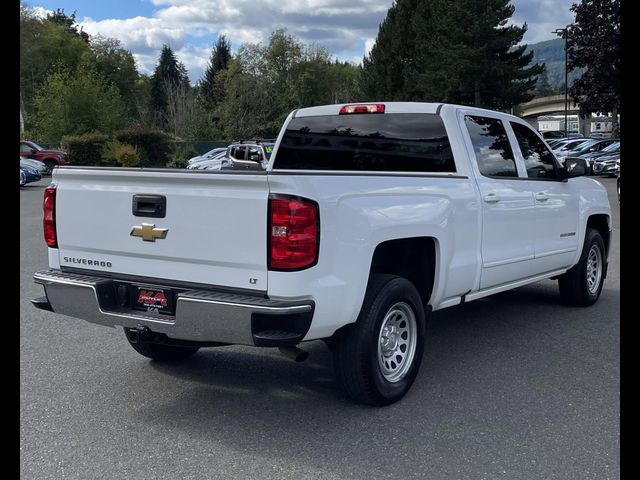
[
  {"xmin": 32, "ymin": 65, "xmax": 127, "ymax": 141},
  {"xmin": 45, "ymin": 8, "xmax": 89, "ymax": 42},
  {"xmin": 199, "ymin": 36, "xmax": 232, "ymax": 110},
  {"xmin": 89, "ymin": 36, "xmax": 139, "ymax": 114},
  {"xmin": 363, "ymin": 0, "xmax": 543, "ymax": 109},
  {"xmin": 20, "ymin": 3, "xmax": 91, "ymax": 122},
  {"xmin": 567, "ymin": 0, "xmax": 620, "ymax": 136},
  {"xmin": 535, "ymin": 66, "xmax": 555, "ymax": 97},
  {"xmin": 149, "ymin": 45, "xmax": 190, "ymax": 128}
]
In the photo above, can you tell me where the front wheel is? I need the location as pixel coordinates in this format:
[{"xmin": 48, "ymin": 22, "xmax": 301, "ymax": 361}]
[
  {"xmin": 44, "ymin": 160, "xmax": 56, "ymax": 175},
  {"xmin": 332, "ymin": 274, "xmax": 426, "ymax": 406},
  {"xmin": 558, "ymin": 228, "xmax": 606, "ymax": 306}
]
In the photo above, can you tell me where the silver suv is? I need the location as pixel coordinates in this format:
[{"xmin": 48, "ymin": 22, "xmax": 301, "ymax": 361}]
[{"xmin": 226, "ymin": 140, "xmax": 275, "ymax": 169}]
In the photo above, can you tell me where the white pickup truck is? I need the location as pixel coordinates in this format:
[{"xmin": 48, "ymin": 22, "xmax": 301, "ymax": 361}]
[{"xmin": 33, "ymin": 102, "xmax": 611, "ymax": 406}]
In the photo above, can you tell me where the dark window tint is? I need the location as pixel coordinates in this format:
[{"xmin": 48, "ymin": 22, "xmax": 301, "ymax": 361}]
[
  {"xmin": 273, "ymin": 113, "xmax": 455, "ymax": 172},
  {"xmin": 464, "ymin": 116, "xmax": 517, "ymax": 177},
  {"xmin": 510, "ymin": 122, "xmax": 559, "ymax": 180}
]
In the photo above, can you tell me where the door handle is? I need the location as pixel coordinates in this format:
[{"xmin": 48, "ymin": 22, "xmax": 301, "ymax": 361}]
[
  {"xmin": 483, "ymin": 193, "xmax": 500, "ymax": 204},
  {"xmin": 535, "ymin": 192, "xmax": 549, "ymax": 202}
]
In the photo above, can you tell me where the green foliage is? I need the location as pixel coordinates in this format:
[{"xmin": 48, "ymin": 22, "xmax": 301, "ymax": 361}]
[
  {"xmin": 150, "ymin": 45, "xmax": 191, "ymax": 128},
  {"xmin": 166, "ymin": 143, "xmax": 199, "ymax": 168},
  {"xmin": 45, "ymin": 8, "xmax": 89, "ymax": 42},
  {"xmin": 32, "ymin": 66, "xmax": 127, "ymax": 142},
  {"xmin": 89, "ymin": 36, "xmax": 140, "ymax": 115},
  {"xmin": 535, "ymin": 66, "xmax": 555, "ymax": 97},
  {"xmin": 363, "ymin": 0, "xmax": 543, "ymax": 109},
  {"xmin": 115, "ymin": 125, "xmax": 174, "ymax": 167},
  {"xmin": 61, "ymin": 132, "xmax": 110, "ymax": 166},
  {"xmin": 20, "ymin": 5, "xmax": 92, "ymax": 119},
  {"xmin": 101, "ymin": 140, "xmax": 141, "ymax": 167},
  {"xmin": 568, "ymin": 0, "xmax": 620, "ymax": 134},
  {"xmin": 200, "ymin": 36, "xmax": 232, "ymax": 110}
]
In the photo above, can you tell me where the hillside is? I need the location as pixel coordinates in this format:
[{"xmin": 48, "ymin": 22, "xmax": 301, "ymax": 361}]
[{"xmin": 524, "ymin": 38, "xmax": 583, "ymax": 88}]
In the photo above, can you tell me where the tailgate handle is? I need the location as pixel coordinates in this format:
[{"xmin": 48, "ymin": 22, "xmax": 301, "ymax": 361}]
[{"xmin": 132, "ymin": 194, "xmax": 166, "ymax": 218}]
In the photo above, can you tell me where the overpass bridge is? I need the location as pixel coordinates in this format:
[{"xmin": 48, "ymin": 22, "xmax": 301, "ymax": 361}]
[{"xmin": 517, "ymin": 94, "xmax": 591, "ymax": 135}]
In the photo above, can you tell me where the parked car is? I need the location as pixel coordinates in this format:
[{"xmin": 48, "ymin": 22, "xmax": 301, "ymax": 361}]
[
  {"xmin": 592, "ymin": 153, "xmax": 620, "ymax": 176},
  {"xmin": 551, "ymin": 138, "xmax": 589, "ymax": 153},
  {"xmin": 20, "ymin": 169, "xmax": 26, "ymax": 187},
  {"xmin": 541, "ymin": 131, "xmax": 565, "ymax": 140},
  {"xmin": 19, "ymin": 156, "xmax": 47, "ymax": 175},
  {"xmin": 559, "ymin": 139, "xmax": 617, "ymax": 159},
  {"xmin": 224, "ymin": 140, "xmax": 275, "ymax": 170},
  {"xmin": 186, "ymin": 147, "xmax": 228, "ymax": 167},
  {"xmin": 20, "ymin": 163, "xmax": 42, "ymax": 184},
  {"xmin": 20, "ymin": 141, "xmax": 69, "ymax": 174},
  {"xmin": 189, "ymin": 151, "xmax": 229, "ymax": 170},
  {"xmin": 32, "ymin": 102, "xmax": 611, "ymax": 406}
]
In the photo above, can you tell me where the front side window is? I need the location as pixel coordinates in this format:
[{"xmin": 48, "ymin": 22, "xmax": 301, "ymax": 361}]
[
  {"xmin": 20, "ymin": 143, "xmax": 32, "ymax": 153},
  {"xmin": 464, "ymin": 115, "xmax": 517, "ymax": 177},
  {"xmin": 510, "ymin": 122, "xmax": 559, "ymax": 180}
]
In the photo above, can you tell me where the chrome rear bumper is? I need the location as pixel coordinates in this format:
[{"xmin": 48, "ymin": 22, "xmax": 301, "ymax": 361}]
[{"xmin": 33, "ymin": 269, "xmax": 314, "ymax": 346}]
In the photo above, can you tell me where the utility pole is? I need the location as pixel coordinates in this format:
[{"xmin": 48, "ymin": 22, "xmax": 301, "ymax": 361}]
[{"xmin": 553, "ymin": 27, "xmax": 569, "ymax": 136}]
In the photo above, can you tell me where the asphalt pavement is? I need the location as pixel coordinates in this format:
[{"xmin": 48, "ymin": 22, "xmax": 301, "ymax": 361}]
[{"xmin": 20, "ymin": 176, "xmax": 620, "ymax": 479}]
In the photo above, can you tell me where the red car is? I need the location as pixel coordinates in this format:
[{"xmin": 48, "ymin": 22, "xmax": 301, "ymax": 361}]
[{"xmin": 20, "ymin": 141, "xmax": 69, "ymax": 174}]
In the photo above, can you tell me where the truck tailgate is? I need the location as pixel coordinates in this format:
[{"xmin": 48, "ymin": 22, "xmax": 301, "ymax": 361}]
[{"xmin": 52, "ymin": 168, "xmax": 269, "ymax": 291}]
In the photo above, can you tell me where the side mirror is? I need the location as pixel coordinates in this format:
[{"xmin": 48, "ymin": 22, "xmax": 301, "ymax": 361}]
[
  {"xmin": 30, "ymin": 148, "xmax": 37, "ymax": 155},
  {"xmin": 563, "ymin": 157, "xmax": 587, "ymax": 178}
]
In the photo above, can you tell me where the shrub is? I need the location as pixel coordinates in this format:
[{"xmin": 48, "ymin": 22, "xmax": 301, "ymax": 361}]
[
  {"xmin": 166, "ymin": 143, "xmax": 199, "ymax": 169},
  {"xmin": 102, "ymin": 140, "xmax": 141, "ymax": 167},
  {"xmin": 61, "ymin": 132, "xmax": 110, "ymax": 166},
  {"xmin": 115, "ymin": 125, "xmax": 174, "ymax": 167}
]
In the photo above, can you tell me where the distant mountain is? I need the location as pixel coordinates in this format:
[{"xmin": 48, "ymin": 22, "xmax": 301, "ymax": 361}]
[{"xmin": 524, "ymin": 38, "xmax": 583, "ymax": 89}]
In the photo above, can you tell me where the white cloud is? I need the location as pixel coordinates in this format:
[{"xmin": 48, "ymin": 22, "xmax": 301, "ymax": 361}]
[{"xmin": 31, "ymin": 0, "xmax": 575, "ymax": 82}]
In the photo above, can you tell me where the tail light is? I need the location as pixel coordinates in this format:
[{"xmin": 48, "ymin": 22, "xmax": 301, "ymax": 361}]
[
  {"xmin": 339, "ymin": 104, "xmax": 385, "ymax": 114},
  {"xmin": 43, "ymin": 185, "xmax": 57, "ymax": 248},
  {"xmin": 269, "ymin": 194, "xmax": 319, "ymax": 270}
]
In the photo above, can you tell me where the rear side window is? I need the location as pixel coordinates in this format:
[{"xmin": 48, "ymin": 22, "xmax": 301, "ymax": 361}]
[
  {"xmin": 273, "ymin": 113, "xmax": 455, "ymax": 172},
  {"xmin": 464, "ymin": 115, "xmax": 517, "ymax": 178},
  {"xmin": 510, "ymin": 122, "xmax": 559, "ymax": 180}
]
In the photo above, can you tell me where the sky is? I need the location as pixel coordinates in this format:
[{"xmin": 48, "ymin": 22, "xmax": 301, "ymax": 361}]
[{"xmin": 26, "ymin": 0, "xmax": 576, "ymax": 84}]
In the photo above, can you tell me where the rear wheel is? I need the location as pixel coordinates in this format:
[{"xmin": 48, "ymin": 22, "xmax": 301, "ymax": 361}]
[
  {"xmin": 558, "ymin": 228, "xmax": 606, "ymax": 306},
  {"xmin": 124, "ymin": 328, "xmax": 199, "ymax": 361},
  {"xmin": 332, "ymin": 274, "xmax": 426, "ymax": 406}
]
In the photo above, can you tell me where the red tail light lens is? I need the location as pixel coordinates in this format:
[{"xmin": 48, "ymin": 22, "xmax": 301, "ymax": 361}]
[
  {"xmin": 43, "ymin": 185, "xmax": 57, "ymax": 248},
  {"xmin": 339, "ymin": 104, "xmax": 385, "ymax": 114},
  {"xmin": 269, "ymin": 194, "xmax": 319, "ymax": 270}
]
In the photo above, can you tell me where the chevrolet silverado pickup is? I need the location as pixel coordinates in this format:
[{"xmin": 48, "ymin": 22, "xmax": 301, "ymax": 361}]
[{"xmin": 32, "ymin": 102, "xmax": 611, "ymax": 406}]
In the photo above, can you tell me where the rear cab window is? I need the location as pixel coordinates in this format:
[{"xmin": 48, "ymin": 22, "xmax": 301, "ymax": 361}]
[{"xmin": 273, "ymin": 113, "xmax": 456, "ymax": 173}]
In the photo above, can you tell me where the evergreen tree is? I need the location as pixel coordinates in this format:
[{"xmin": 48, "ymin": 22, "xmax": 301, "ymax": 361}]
[
  {"xmin": 150, "ymin": 45, "xmax": 190, "ymax": 128},
  {"xmin": 45, "ymin": 8, "xmax": 89, "ymax": 42},
  {"xmin": 363, "ymin": 0, "xmax": 543, "ymax": 109},
  {"xmin": 200, "ymin": 36, "xmax": 232, "ymax": 109},
  {"xmin": 535, "ymin": 66, "xmax": 555, "ymax": 97},
  {"xmin": 567, "ymin": 0, "xmax": 620, "ymax": 136}
]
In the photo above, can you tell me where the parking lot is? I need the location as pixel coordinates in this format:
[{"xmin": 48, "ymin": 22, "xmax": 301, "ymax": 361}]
[{"xmin": 20, "ymin": 177, "xmax": 619, "ymax": 479}]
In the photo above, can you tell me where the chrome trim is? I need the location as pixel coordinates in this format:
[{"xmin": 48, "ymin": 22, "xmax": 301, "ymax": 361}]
[{"xmin": 34, "ymin": 269, "xmax": 313, "ymax": 345}]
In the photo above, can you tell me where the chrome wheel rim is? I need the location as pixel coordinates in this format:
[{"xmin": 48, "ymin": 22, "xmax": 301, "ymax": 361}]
[
  {"xmin": 586, "ymin": 244, "xmax": 603, "ymax": 295},
  {"xmin": 377, "ymin": 302, "xmax": 417, "ymax": 383}
]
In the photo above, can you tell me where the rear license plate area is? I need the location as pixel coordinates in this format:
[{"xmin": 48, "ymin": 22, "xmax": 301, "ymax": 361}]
[{"xmin": 130, "ymin": 285, "xmax": 175, "ymax": 316}]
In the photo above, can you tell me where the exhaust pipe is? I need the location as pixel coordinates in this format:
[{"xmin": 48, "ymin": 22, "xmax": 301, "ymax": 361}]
[{"xmin": 278, "ymin": 346, "xmax": 309, "ymax": 363}]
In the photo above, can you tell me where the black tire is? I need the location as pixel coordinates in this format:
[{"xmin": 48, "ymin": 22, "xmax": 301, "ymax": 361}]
[
  {"xmin": 558, "ymin": 228, "xmax": 606, "ymax": 307},
  {"xmin": 44, "ymin": 160, "xmax": 56, "ymax": 175},
  {"xmin": 124, "ymin": 328, "xmax": 199, "ymax": 361},
  {"xmin": 332, "ymin": 274, "xmax": 426, "ymax": 406}
]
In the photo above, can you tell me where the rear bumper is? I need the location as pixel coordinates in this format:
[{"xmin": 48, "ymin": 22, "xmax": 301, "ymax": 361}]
[{"xmin": 33, "ymin": 269, "xmax": 314, "ymax": 347}]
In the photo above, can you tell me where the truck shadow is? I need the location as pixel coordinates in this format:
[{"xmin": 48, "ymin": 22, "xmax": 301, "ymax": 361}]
[{"xmin": 126, "ymin": 279, "xmax": 616, "ymax": 476}]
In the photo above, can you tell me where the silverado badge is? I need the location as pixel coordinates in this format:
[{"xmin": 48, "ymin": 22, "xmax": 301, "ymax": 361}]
[{"xmin": 130, "ymin": 223, "xmax": 168, "ymax": 242}]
